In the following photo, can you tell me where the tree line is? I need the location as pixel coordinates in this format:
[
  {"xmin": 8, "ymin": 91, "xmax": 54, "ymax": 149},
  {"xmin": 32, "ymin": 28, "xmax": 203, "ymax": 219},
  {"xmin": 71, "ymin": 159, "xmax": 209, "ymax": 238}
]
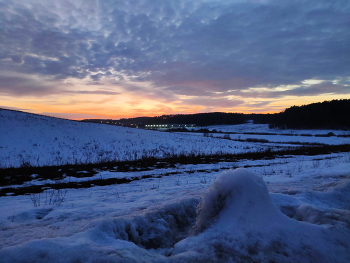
[
  {"xmin": 269, "ymin": 99, "xmax": 350, "ymax": 130},
  {"xmin": 82, "ymin": 99, "xmax": 350, "ymax": 130}
]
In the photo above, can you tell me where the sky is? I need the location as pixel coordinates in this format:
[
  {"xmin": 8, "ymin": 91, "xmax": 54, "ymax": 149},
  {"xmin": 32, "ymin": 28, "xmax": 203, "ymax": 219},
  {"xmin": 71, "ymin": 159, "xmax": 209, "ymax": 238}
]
[{"xmin": 1, "ymin": 0, "xmax": 350, "ymax": 120}]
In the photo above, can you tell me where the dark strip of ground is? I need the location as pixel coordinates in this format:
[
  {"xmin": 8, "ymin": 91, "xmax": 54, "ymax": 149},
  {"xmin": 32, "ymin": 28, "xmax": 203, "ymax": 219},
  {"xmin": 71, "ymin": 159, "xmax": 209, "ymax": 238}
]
[{"xmin": 1, "ymin": 144, "xmax": 349, "ymax": 196}]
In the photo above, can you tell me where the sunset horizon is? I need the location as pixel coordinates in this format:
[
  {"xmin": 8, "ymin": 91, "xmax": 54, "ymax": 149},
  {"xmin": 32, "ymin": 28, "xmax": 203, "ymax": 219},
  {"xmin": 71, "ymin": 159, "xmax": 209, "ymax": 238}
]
[
  {"xmin": 2, "ymin": 97, "xmax": 347, "ymax": 121},
  {"xmin": 1, "ymin": 0, "xmax": 349, "ymax": 120}
]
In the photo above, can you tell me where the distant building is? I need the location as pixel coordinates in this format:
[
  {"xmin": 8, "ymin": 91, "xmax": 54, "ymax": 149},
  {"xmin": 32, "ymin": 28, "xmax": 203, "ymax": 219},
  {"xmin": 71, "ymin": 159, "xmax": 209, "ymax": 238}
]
[{"xmin": 144, "ymin": 124, "xmax": 196, "ymax": 130}]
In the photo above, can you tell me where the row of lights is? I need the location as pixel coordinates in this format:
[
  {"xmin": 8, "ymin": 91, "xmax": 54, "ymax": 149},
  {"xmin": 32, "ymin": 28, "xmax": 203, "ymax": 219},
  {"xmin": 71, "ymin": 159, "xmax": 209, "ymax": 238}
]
[
  {"xmin": 145, "ymin": 124, "xmax": 195, "ymax": 127},
  {"xmin": 146, "ymin": 124, "xmax": 171, "ymax": 127}
]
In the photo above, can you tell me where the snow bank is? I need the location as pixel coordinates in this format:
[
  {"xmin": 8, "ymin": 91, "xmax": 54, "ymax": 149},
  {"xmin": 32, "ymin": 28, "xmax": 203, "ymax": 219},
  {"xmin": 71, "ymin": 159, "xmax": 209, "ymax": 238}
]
[
  {"xmin": 171, "ymin": 168, "xmax": 350, "ymax": 262},
  {"xmin": 0, "ymin": 198, "xmax": 199, "ymax": 262},
  {"xmin": 90, "ymin": 198, "xmax": 198, "ymax": 250},
  {"xmin": 0, "ymin": 235, "xmax": 160, "ymax": 263},
  {"xmin": 294, "ymin": 180, "xmax": 350, "ymax": 228}
]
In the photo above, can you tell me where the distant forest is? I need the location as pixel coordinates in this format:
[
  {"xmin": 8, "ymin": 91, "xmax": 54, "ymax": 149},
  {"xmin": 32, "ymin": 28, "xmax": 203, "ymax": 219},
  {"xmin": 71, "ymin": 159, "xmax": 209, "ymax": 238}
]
[
  {"xmin": 84, "ymin": 112, "xmax": 251, "ymax": 127},
  {"xmin": 82, "ymin": 99, "xmax": 350, "ymax": 130},
  {"xmin": 269, "ymin": 99, "xmax": 350, "ymax": 130},
  {"xmin": 132, "ymin": 112, "xmax": 248, "ymax": 126}
]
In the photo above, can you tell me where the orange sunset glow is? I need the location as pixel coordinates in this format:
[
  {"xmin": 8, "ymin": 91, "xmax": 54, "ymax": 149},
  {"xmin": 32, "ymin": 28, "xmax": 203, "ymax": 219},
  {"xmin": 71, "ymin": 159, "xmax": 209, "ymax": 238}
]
[{"xmin": 1, "ymin": 0, "xmax": 349, "ymax": 119}]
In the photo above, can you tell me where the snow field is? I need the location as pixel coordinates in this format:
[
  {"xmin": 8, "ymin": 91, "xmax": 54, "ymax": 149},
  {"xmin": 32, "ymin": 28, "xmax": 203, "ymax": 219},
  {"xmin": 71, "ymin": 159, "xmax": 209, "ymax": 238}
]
[
  {"xmin": 203, "ymin": 124, "xmax": 350, "ymax": 136},
  {"xmin": 187, "ymin": 131, "xmax": 349, "ymax": 145},
  {"xmin": 2, "ymin": 109, "xmax": 349, "ymax": 168},
  {"xmin": 1, "ymin": 109, "xmax": 273, "ymax": 168}
]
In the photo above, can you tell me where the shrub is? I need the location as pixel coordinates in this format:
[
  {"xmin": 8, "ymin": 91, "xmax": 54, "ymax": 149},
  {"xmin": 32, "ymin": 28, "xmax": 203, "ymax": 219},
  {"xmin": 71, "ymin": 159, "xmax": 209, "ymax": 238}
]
[{"xmin": 245, "ymin": 138, "xmax": 269, "ymax": 143}]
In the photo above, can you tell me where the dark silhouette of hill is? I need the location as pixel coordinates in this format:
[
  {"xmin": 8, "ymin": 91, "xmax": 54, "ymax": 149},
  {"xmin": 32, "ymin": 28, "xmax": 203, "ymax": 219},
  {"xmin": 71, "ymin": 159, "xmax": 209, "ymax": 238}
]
[
  {"xmin": 149, "ymin": 112, "xmax": 246, "ymax": 126},
  {"xmin": 83, "ymin": 113, "xmax": 266, "ymax": 127},
  {"xmin": 116, "ymin": 112, "xmax": 247, "ymax": 127},
  {"xmin": 269, "ymin": 99, "xmax": 350, "ymax": 130},
  {"xmin": 82, "ymin": 99, "xmax": 350, "ymax": 130}
]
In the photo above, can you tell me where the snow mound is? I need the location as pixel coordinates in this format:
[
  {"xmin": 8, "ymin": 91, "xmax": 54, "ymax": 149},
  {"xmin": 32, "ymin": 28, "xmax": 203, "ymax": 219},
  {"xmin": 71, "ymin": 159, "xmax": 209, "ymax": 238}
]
[
  {"xmin": 191, "ymin": 168, "xmax": 281, "ymax": 235},
  {"xmin": 171, "ymin": 168, "xmax": 350, "ymax": 262}
]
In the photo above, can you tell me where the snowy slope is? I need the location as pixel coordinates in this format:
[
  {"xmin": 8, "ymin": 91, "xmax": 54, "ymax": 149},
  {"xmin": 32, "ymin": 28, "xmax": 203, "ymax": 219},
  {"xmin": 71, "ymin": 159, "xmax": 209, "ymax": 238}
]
[{"xmin": 0, "ymin": 109, "xmax": 272, "ymax": 168}]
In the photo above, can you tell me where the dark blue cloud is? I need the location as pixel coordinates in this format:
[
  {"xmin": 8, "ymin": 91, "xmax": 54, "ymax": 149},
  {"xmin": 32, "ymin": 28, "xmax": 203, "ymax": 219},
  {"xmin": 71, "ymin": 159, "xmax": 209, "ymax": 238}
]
[
  {"xmin": 66, "ymin": 90, "xmax": 120, "ymax": 95},
  {"xmin": 179, "ymin": 97, "xmax": 244, "ymax": 109},
  {"xmin": 0, "ymin": 73, "xmax": 58, "ymax": 96},
  {"xmin": 0, "ymin": 0, "xmax": 349, "ymax": 102}
]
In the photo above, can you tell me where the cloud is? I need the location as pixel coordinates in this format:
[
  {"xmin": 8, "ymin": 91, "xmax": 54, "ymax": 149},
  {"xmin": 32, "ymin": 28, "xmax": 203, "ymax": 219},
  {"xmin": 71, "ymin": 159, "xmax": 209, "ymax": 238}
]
[
  {"xmin": 0, "ymin": 72, "xmax": 59, "ymax": 96},
  {"xmin": 1, "ymin": 0, "xmax": 349, "ymax": 105},
  {"xmin": 0, "ymin": 72, "xmax": 120, "ymax": 97},
  {"xmin": 65, "ymin": 90, "xmax": 120, "ymax": 95},
  {"xmin": 283, "ymin": 82, "xmax": 350, "ymax": 96},
  {"xmin": 179, "ymin": 97, "xmax": 244, "ymax": 108},
  {"xmin": 238, "ymin": 82, "xmax": 350, "ymax": 98}
]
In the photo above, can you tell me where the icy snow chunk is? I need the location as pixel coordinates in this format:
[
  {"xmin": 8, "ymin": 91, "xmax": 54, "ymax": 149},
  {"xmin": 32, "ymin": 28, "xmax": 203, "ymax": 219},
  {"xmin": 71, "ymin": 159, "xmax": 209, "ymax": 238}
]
[{"xmin": 191, "ymin": 168, "xmax": 285, "ymax": 235}]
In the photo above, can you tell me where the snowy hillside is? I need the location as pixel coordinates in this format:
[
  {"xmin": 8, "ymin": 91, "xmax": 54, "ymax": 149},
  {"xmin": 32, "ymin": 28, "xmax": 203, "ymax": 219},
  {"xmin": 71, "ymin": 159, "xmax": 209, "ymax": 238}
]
[
  {"xmin": 0, "ymin": 109, "xmax": 272, "ymax": 168},
  {"xmin": 1, "ymin": 109, "xmax": 349, "ymax": 169}
]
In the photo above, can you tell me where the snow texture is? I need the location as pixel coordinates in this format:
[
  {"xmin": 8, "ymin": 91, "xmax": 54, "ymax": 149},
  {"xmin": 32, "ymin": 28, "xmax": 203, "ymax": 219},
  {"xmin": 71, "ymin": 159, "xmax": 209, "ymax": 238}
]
[
  {"xmin": 171, "ymin": 169, "xmax": 350, "ymax": 263},
  {"xmin": 1, "ymin": 109, "xmax": 274, "ymax": 168},
  {"xmin": 1, "ymin": 168, "xmax": 350, "ymax": 262}
]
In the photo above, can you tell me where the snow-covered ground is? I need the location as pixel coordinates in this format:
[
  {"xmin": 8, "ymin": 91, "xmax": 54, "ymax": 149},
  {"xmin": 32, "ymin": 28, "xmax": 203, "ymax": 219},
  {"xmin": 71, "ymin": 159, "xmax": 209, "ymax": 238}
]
[
  {"xmin": 1, "ymin": 109, "xmax": 294, "ymax": 168},
  {"xmin": 191, "ymin": 123, "xmax": 350, "ymax": 145},
  {"xmin": 200, "ymin": 123, "xmax": 350, "ymax": 136},
  {"xmin": 1, "ymin": 154, "xmax": 349, "ymax": 262},
  {"xmin": 184, "ymin": 131, "xmax": 349, "ymax": 145},
  {"xmin": 1, "ymin": 109, "xmax": 349, "ymax": 168},
  {"xmin": 1, "ymin": 109, "xmax": 350, "ymax": 262}
]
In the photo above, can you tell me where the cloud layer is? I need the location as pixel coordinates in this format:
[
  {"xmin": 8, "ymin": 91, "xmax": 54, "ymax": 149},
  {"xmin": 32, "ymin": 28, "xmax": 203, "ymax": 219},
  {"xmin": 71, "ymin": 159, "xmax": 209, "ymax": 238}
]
[{"xmin": 1, "ymin": 0, "xmax": 350, "ymax": 116}]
